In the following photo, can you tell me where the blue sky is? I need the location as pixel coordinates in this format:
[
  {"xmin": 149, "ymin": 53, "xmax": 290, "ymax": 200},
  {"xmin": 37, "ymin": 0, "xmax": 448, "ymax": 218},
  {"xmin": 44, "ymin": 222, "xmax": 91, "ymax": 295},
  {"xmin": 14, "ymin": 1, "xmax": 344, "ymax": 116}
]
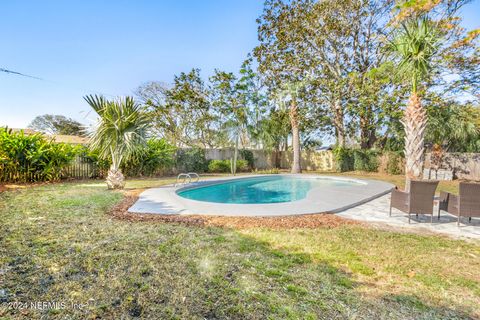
[
  {"xmin": 0, "ymin": 1, "xmax": 263, "ymax": 127},
  {"xmin": 1, "ymin": 0, "xmax": 479, "ymax": 128}
]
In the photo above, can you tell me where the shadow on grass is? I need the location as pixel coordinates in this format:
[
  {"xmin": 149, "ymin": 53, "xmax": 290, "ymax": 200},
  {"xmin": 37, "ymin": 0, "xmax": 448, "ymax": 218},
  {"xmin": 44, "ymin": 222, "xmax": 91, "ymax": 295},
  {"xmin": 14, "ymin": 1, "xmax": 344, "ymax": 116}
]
[
  {"xmin": 1, "ymin": 227, "xmax": 475, "ymax": 319},
  {"xmin": 0, "ymin": 184, "xmax": 476, "ymax": 319}
]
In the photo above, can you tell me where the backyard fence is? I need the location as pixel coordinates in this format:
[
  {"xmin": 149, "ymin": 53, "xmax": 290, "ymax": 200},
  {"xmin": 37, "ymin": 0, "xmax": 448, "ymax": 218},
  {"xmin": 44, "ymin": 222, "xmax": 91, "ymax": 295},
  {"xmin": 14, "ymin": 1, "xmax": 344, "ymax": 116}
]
[
  {"xmin": 424, "ymin": 153, "xmax": 480, "ymax": 180},
  {"xmin": 0, "ymin": 155, "xmax": 103, "ymax": 183},
  {"xmin": 0, "ymin": 165, "xmax": 43, "ymax": 182},
  {"xmin": 204, "ymin": 149, "xmax": 335, "ymax": 171},
  {"xmin": 61, "ymin": 155, "xmax": 104, "ymax": 179},
  {"xmin": 2, "ymin": 149, "xmax": 480, "ymax": 183}
]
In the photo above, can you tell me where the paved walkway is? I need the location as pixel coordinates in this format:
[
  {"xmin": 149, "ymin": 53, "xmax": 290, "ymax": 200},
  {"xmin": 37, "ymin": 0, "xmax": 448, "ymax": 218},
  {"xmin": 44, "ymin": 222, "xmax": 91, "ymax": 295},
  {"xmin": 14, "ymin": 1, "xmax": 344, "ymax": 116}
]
[{"xmin": 336, "ymin": 194, "xmax": 480, "ymax": 240}]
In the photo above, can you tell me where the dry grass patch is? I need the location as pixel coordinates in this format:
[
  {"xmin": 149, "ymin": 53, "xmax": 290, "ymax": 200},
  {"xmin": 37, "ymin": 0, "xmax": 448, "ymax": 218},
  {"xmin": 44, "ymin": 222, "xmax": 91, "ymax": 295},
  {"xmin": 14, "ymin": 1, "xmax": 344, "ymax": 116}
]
[{"xmin": 1, "ymin": 177, "xmax": 479, "ymax": 319}]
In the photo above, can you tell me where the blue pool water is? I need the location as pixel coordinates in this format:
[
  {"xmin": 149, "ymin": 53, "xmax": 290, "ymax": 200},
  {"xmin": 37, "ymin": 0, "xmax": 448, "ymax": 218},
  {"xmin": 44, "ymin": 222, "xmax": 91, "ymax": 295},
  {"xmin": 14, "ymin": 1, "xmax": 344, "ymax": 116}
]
[{"xmin": 177, "ymin": 176, "xmax": 361, "ymax": 204}]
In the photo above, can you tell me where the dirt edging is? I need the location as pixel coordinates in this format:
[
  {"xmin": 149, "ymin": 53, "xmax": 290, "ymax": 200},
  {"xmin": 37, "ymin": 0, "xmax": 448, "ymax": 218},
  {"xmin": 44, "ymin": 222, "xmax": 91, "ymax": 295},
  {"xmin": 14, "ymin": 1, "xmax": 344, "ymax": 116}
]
[{"xmin": 109, "ymin": 189, "xmax": 362, "ymax": 229}]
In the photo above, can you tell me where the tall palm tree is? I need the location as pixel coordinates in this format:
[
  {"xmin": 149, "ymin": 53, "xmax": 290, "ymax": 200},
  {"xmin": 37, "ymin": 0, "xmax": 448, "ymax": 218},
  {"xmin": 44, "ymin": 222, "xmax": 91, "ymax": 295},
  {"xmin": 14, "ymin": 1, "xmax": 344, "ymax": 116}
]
[
  {"xmin": 84, "ymin": 95, "xmax": 150, "ymax": 189},
  {"xmin": 276, "ymin": 81, "xmax": 306, "ymax": 174},
  {"xmin": 390, "ymin": 17, "xmax": 440, "ymax": 188}
]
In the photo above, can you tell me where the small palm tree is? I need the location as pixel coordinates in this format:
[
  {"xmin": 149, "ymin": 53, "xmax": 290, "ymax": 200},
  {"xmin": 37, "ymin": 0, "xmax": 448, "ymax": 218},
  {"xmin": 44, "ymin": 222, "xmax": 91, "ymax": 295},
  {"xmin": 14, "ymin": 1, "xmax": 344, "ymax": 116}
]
[
  {"xmin": 84, "ymin": 95, "xmax": 150, "ymax": 189},
  {"xmin": 390, "ymin": 17, "xmax": 440, "ymax": 188}
]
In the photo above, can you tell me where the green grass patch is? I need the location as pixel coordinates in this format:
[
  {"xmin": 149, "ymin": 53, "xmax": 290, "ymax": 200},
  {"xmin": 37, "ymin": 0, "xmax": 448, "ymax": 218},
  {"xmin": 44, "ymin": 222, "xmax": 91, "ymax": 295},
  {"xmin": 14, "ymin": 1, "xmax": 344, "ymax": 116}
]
[{"xmin": 0, "ymin": 178, "xmax": 479, "ymax": 319}]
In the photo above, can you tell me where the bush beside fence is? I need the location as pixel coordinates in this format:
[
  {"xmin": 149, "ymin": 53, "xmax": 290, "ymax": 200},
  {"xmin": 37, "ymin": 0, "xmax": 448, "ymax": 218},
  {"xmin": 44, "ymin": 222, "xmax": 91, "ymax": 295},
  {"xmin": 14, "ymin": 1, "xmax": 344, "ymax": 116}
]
[{"xmin": 0, "ymin": 128, "xmax": 80, "ymax": 182}]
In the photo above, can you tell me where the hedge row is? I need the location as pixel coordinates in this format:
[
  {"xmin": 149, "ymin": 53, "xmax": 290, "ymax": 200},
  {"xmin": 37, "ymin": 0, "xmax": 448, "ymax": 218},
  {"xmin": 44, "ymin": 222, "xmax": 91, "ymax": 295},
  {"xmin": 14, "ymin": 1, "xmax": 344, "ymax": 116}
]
[
  {"xmin": 333, "ymin": 147, "xmax": 404, "ymax": 175},
  {"xmin": 0, "ymin": 128, "xmax": 80, "ymax": 182}
]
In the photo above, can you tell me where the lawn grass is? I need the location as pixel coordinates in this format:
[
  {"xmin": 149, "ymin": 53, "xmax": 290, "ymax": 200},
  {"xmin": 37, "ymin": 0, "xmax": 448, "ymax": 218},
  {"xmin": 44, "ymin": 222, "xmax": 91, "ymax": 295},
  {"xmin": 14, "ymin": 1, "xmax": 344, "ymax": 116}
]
[{"xmin": 0, "ymin": 174, "xmax": 479, "ymax": 319}]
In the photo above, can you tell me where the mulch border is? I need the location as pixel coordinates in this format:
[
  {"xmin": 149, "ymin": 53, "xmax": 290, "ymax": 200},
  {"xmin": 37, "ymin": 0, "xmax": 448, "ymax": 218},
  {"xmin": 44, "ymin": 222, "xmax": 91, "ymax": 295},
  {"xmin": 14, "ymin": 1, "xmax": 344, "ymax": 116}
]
[{"xmin": 109, "ymin": 189, "xmax": 362, "ymax": 229}]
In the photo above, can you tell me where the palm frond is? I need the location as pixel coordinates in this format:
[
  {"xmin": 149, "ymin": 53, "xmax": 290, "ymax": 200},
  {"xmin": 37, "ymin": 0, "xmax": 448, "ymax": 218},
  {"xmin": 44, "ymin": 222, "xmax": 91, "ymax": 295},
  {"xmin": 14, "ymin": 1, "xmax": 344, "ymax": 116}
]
[
  {"xmin": 389, "ymin": 17, "xmax": 441, "ymax": 92},
  {"xmin": 84, "ymin": 94, "xmax": 150, "ymax": 170}
]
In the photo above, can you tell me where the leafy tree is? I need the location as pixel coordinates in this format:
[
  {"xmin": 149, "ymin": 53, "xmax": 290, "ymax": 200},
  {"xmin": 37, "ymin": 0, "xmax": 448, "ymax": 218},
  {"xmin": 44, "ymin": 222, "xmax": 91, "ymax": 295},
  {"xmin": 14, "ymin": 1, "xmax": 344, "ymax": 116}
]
[
  {"xmin": 134, "ymin": 81, "xmax": 171, "ymax": 136},
  {"xmin": 209, "ymin": 58, "xmax": 265, "ymax": 174},
  {"xmin": 28, "ymin": 114, "xmax": 85, "ymax": 136},
  {"xmin": 136, "ymin": 69, "xmax": 224, "ymax": 148},
  {"xmin": 84, "ymin": 95, "xmax": 150, "ymax": 189},
  {"xmin": 255, "ymin": 107, "xmax": 290, "ymax": 151},
  {"xmin": 347, "ymin": 62, "xmax": 410, "ymax": 149},
  {"xmin": 425, "ymin": 95, "xmax": 480, "ymax": 152},
  {"xmin": 237, "ymin": 57, "xmax": 270, "ymax": 149},
  {"xmin": 166, "ymin": 69, "xmax": 223, "ymax": 148},
  {"xmin": 255, "ymin": 0, "xmax": 394, "ymax": 148},
  {"xmin": 210, "ymin": 70, "xmax": 248, "ymax": 175}
]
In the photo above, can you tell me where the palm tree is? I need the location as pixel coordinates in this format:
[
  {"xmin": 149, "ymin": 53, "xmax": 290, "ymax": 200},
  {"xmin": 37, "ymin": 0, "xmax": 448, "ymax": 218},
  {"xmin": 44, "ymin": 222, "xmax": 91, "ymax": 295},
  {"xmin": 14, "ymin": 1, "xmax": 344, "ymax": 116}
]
[
  {"xmin": 390, "ymin": 17, "xmax": 440, "ymax": 188},
  {"xmin": 276, "ymin": 81, "xmax": 306, "ymax": 174},
  {"xmin": 84, "ymin": 95, "xmax": 150, "ymax": 189}
]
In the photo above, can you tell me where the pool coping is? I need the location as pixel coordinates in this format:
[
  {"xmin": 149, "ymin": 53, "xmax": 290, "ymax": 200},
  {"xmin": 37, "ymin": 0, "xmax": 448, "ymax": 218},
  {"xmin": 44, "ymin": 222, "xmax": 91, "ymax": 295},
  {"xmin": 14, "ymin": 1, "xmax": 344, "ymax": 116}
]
[{"xmin": 128, "ymin": 174, "xmax": 395, "ymax": 217}]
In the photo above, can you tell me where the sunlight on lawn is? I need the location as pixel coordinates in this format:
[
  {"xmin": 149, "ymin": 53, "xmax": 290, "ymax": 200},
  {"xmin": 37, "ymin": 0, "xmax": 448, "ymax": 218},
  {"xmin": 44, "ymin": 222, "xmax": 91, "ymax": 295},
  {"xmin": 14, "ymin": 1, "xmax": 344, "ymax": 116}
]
[{"xmin": 1, "ymin": 179, "xmax": 478, "ymax": 319}]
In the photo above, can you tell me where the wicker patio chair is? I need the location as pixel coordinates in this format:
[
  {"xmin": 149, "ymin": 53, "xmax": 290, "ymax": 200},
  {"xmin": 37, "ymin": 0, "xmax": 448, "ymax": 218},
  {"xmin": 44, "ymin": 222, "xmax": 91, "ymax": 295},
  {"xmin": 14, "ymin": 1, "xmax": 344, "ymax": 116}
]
[
  {"xmin": 439, "ymin": 182, "xmax": 480, "ymax": 226},
  {"xmin": 389, "ymin": 180, "xmax": 439, "ymax": 223}
]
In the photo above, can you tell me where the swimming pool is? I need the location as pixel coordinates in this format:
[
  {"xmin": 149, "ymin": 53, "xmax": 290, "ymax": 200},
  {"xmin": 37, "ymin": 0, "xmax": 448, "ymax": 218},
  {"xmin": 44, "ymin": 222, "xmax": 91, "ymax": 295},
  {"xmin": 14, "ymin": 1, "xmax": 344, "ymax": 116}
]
[
  {"xmin": 177, "ymin": 175, "xmax": 364, "ymax": 204},
  {"xmin": 129, "ymin": 174, "xmax": 393, "ymax": 216}
]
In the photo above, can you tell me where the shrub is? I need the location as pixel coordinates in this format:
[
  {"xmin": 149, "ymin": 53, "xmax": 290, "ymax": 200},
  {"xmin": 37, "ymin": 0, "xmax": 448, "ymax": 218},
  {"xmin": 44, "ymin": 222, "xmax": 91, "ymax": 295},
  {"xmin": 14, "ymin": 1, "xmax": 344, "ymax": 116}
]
[
  {"xmin": 175, "ymin": 147, "xmax": 209, "ymax": 173},
  {"xmin": 121, "ymin": 138, "xmax": 176, "ymax": 176},
  {"xmin": 208, "ymin": 159, "xmax": 230, "ymax": 173},
  {"xmin": 353, "ymin": 149, "xmax": 379, "ymax": 172},
  {"xmin": 255, "ymin": 168, "xmax": 280, "ymax": 174},
  {"xmin": 386, "ymin": 151, "xmax": 404, "ymax": 175},
  {"xmin": 80, "ymin": 147, "xmax": 110, "ymax": 177},
  {"xmin": 42, "ymin": 142, "xmax": 81, "ymax": 180},
  {"xmin": 236, "ymin": 159, "xmax": 249, "ymax": 172},
  {"xmin": 0, "ymin": 127, "xmax": 80, "ymax": 182},
  {"xmin": 207, "ymin": 159, "xmax": 249, "ymax": 173},
  {"xmin": 333, "ymin": 147, "xmax": 354, "ymax": 172},
  {"xmin": 240, "ymin": 149, "xmax": 254, "ymax": 169}
]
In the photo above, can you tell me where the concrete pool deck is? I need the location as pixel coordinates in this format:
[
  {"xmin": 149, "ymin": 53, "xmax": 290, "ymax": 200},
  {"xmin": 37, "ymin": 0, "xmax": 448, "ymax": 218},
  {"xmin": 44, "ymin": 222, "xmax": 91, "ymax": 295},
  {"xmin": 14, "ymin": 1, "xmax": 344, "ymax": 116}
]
[
  {"xmin": 128, "ymin": 174, "xmax": 394, "ymax": 216},
  {"xmin": 337, "ymin": 194, "xmax": 480, "ymax": 240}
]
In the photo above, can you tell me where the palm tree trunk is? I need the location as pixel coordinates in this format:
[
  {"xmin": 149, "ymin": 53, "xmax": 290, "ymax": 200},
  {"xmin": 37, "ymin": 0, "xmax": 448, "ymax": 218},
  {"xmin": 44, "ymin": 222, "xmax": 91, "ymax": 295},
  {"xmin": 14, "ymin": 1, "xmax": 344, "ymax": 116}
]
[
  {"xmin": 106, "ymin": 166, "xmax": 125, "ymax": 189},
  {"xmin": 404, "ymin": 92, "xmax": 427, "ymax": 190},
  {"xmin": 290, "ymin": 99, "xmax": 302, "ymax": 174}
]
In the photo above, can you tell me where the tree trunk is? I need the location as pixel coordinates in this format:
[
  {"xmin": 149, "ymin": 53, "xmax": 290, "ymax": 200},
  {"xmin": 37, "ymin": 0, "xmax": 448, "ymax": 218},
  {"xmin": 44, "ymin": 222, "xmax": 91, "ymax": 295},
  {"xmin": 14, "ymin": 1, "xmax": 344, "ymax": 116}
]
[
  {"xmin": 106, "ymin": 167, "xmax": 125, "ymax": 189},
  {"xmin": 274, "ymin": 148, "xmax": 281, "ymax": 168},
  {"xmin": 360, "ymin": 127, "xmax": 377, "ymax": 149},
  {"xmin": 290, "ymin": 99, "xmax": 302, "ymax": 174},
  {"xmin": 404, "ymin": 92, "xmax": 427, "ymax": 189},
  {"xmin": 332, "ymin": 100, "xmax": 345, "ymax": 147},
  {"xmin": 232, "ymin": 135, "xmax": 239, "ymax": 176},
  {"xmin": 360, "ymin": 109, "xmax": 377, "ymax": 149}
]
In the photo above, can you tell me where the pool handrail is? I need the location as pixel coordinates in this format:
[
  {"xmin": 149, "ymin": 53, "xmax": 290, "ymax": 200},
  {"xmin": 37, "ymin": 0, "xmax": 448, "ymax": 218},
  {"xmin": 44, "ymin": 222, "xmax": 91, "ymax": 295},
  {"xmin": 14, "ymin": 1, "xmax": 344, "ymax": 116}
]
[
  {"xmin": 175, "ymin": 173, "xmax": 191, "ymax": 187},
  {"xmin": 187, "ymin": 172, "xmax": 200, "ymax": 183}
]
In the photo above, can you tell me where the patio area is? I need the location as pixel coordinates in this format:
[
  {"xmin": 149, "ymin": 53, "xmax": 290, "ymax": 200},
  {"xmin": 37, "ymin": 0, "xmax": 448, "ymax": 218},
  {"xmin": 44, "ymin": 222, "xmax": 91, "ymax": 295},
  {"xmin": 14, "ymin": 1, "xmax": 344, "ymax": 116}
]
[{"xmin": 337, "ymin": 194, "xmax": 480, "ymax": 240}]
